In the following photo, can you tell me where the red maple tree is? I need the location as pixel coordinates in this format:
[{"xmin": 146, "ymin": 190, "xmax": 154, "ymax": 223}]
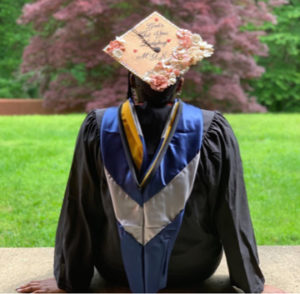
[{"xmin": 18, "ymin": 0, "xmax": 284, "ymax": 112}]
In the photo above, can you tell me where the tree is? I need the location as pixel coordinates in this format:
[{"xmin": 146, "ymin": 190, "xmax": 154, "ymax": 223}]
[
  {"xmin": 0, "ymin": 0, "xmax": 36, "ymax": 98},
  {"xmin": 18, "ymin": 0, "xmax": 284, "ymax": 112},
  {"xmin": 249, "ymin": 0, "xmax": 300, "ymax": 112}
]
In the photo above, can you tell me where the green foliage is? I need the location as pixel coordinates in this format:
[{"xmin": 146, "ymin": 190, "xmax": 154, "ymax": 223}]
[
  {"xmin": 250, "ymin": 1, "xmax": 300, "ymax": 112},
  {"xmin": 0, "ymin": 71, "xmax": 39, "ymax": 98},
  {"xmin": 0, "ymin": 78, "xmax": 24, "ymax": 98},
  {"xmin": 0, "ymin": 0, "xmax": 37, "ymax": 98},
  {"xmin": 70, "ymin": 63, "xmax": 87, "ymax": 85},
  {"xmin": 0, "ymin": 114, "xmax": 299, "ymax": 246}
]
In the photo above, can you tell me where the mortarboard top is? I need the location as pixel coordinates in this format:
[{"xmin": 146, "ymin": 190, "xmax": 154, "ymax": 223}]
[{"xmin": 103, "ymin": 11, "xmax": 214, "ymax": 92}]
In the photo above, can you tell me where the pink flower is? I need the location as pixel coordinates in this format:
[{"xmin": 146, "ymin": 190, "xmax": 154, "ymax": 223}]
[
  {"xmin": 173, "ymin": 69, "xmax": 181, "ymax": 76},
  {"xmin": 179, "ymin": 35, "xmax": 192, "ymax": 48},
  {"xmin": 150, "ymin": 75, "xmax": 169, "ymax": 91},
  {"xmin": 154, "ymin": 61, "xmax": 165, "ymax": 71},
  {"xmin": 177, "ymin": 29, "xmax": 193, "ymax": 49},
  {"xmin": 176, "ymin": 29, "xmax": 192, "ymax": 39},
  {"xmin": 172, "ymin": 50, "xmax": 193, "ymax": 67},
  {"xmin": 106, "ymin": 40, "xmax": 125, "ymax": 54}
]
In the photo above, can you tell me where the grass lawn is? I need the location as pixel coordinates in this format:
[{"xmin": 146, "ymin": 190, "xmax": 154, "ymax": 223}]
[{"xmin": 0, "ymin": 113, "xmax": 299, "ymax": 246}]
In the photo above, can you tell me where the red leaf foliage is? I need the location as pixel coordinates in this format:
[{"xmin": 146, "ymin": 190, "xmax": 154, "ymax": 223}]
[{"xmin": 18, "ymin": 0, "xmax": 286, "ymax": 112}]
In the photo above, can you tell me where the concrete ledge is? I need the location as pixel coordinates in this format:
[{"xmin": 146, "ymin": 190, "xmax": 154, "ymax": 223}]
[{"xmin": 0, "ymin": 246, "xmax": 299, "ymax": 293}]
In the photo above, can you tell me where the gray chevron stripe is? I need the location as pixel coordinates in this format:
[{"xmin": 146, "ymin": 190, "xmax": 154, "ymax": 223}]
[
  {"xmin": 104, "ymin": 170, "xmax": 143, "ymax": 240},
  {"xmin": 104, "ymin": 152, "xmax": 200, "ymax": 245}
]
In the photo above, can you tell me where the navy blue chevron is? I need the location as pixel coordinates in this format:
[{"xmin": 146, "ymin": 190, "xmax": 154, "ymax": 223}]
[
  {"xmin": 100, "ymin": 102, "xmax": 203, "ymax": 204},
  {"xmin": 100, "ymin": 101, "xmax": 204, "ymax": 293},
  {"xmin": 100, "ymin": 106, "xmax": 143, "ymax": 206},
  {"xmin": 142, "ymin": 102, "xmax": 203, "ymax": 202},
  {"xmin": 116, "ymin": 211, "xmax": 184, "ymax": 293}
]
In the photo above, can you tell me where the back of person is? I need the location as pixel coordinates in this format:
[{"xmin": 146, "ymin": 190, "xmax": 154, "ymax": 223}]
[
  {"xmin": 16, "ymin": 11, "xmax": 284, "ymax": 294},
  {"xmin": 93, "ymin": 102, "xmax": 222, "ymax": 289},
  {"xmin": 88, "ymin": 94, "xmax": 265, "ymax": 293}
]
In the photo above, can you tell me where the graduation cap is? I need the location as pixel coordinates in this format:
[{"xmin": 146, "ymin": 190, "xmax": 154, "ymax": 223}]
[{"xmin": 103, "ymin": 11, "xmax": 214, "ymax": 92}]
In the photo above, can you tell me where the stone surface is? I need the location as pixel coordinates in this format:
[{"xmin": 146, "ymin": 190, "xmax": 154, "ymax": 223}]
[{"xmin": 0, "ymin": 246, "xmax": 299, "ymax": 293}]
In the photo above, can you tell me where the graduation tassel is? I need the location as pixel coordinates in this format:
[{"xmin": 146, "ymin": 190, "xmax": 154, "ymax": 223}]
[{"xmin": 127, "ymin": 71, "xmax": 133, "ymax": 100}]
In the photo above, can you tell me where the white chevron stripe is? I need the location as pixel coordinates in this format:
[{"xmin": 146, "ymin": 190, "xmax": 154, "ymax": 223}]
[
  {"xmin": 104, "ymin": 152, "xmax": 200, "ymax": 245},
  {"xmin": 104, "ymin": 170, "xmax": 142, "ymax": 240}
]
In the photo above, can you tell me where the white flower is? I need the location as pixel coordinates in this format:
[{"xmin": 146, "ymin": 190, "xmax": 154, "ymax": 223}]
[
  {"xmin": 169, "ymin": 58, "xmax": 182, "ymax": 67},
  {"xmin": 143, "ymin": 73, "xmax": 152, "ymax": 84},
  {"xmin": 112, "ymin": 48, "xmax": 123, "ymax": 59},
  {"xmin": 176, "ymin": 29, "xmax": 192, "ymax": 39},
  {"xmin": 203, "ymin": 50, "xmax": 213, "ymax": 57},
  {"xmin": 163, "ymin": 58, "xmax": 172, "ymax": 66},
  {"xmin": 200, "ymin": 41, "xmax": 213, "ymax": 49},
  {"xmin": 180, "ymin": 68, "xmax": 189, "ymax": 75},
  {"xmin": 191, "ymin": 33, "xmax": 202, "ymax": 45},
  {"xmin": 168, "ymin": 72, "xmax": 177, "ymax": 85},
  {"xmin": 116, "ymin": 36, "xmax": 125, "ymax": 44},
  {"xmin": 199, "ymin": 41, "xmax": 214, "ymax": 57},
  {"xmin": 188, "ymin": 47, "xmax": 205, "ymax": 64}
]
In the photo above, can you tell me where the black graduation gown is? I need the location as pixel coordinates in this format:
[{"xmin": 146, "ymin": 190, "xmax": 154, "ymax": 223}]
[{"xmin": 53, "ymin": 106, "xmax": 265, "ymax": 293}]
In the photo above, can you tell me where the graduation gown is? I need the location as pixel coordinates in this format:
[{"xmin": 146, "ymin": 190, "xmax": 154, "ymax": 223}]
[{"xmin": 54, "ymin": 100, "xmax": 265, "ymax": 293}]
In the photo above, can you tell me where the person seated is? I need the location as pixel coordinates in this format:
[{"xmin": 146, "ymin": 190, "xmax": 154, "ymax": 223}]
[{"xmin": 17, "ymin": 12, "xmax": 284, "ymax": 294}]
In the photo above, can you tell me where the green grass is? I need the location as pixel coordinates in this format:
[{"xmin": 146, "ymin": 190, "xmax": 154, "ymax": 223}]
[
  {"xmin": 0, "ymin": 113, "xmax": 299, "ymax": 246},
  {"xmin": 0, "ymin": 115, "xmax": 82, "ymax": 247},
  {"xmin": 226, "ymin": 113, "xmax": 300, "ymax": 245}
]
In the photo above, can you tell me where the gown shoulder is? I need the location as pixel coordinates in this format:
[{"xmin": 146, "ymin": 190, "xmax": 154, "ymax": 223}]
[
  {"xmin": 202, "ymin": 110, "xmax": 239, "ymax": 155},
  {"xmin": 199, "ymin": 110, "xmax": 265, "ymax": 293},
  {"xmin": 78, "ymin": 110, "xmax": 100, "ymax": 145}
]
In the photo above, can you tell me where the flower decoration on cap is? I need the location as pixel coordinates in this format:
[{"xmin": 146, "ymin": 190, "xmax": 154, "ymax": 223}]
[
  {"xmin": 105, "ymin": 37, "xmax": 126, "ymax": 59},
  {"xmin": 144, "ymin": 28, "xmax": 214, "ymax": 92},
  {"xmin": 103, "ymin": 12, "xmax": 215, "ymax": 93}
]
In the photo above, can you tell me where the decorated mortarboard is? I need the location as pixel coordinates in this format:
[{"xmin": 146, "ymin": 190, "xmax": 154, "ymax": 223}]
[{"xmin": 103, "ymin": 11, "xmax": 214, "ymax": 92}]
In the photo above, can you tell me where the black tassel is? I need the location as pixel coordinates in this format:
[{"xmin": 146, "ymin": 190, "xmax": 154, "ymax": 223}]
[{"xmin": 127, "ymin": 71, "xmax": 133, "ymax": 99}]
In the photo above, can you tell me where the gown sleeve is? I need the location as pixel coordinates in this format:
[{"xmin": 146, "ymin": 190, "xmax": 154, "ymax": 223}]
[
  {"xmin": 200, "ymin": 111, "xmax": 265, "ymax": 293},
  {"xmin": 54, "ymin": 110, "xmax": 104, "ymax": 292}
]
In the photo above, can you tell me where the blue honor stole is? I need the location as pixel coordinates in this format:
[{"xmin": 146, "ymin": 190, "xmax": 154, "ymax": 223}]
[{"xmin": 100, "ymin": 99, "xmax": 204, "ymax": 293}]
